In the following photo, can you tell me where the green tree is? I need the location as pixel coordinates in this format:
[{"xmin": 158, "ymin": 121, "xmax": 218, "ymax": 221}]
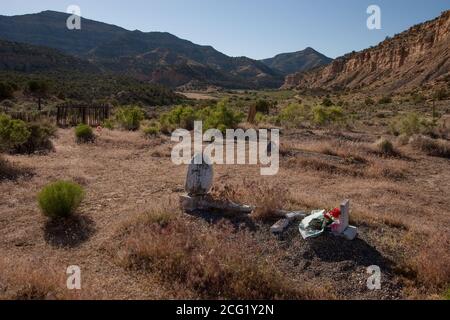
[
  {"xmin": 28, "ymin": 80, "xmax": 49, "ymax": 111},
  {"xmin": 0, "ymin": 82, "xmax": 14, "ymax": 101},
  {"xmin": 255, "ymin": 99, "xmax": 271, "ymax": 114}
]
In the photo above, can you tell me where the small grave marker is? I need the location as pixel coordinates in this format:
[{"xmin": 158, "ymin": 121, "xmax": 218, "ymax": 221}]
[{"xmin": 185, "ymin": 153, "xmax": 213, "ymax": 196}]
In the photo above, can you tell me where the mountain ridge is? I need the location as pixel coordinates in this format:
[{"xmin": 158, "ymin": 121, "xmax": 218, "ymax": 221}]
[
  {"xmin": 0, "ymin": 10, "xmax": 329, "ymax": 89},
  {"xmin": 261, "ymin": 47, "xmax": 332, "ymax": 75}
]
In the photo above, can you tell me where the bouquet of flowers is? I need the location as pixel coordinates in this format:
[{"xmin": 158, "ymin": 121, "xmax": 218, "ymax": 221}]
[{"xmin": 324, "ymin": 208, "xmax": 341, "ymax": 233}]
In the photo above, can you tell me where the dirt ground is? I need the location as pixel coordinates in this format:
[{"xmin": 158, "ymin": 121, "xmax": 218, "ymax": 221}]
[{"xmin": 0, "ymin": 128, "xmax": 449, "ymax": 299}]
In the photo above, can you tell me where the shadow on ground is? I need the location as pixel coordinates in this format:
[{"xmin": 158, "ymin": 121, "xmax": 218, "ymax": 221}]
[
  {"xmin": 186, "ymin": 209, "xmax": 258, "ymax": 231},
  {"xmin": 307, "ymin": 233, "xmax": 392, "ymax": 269},
  {"xmin": 44, "ymin": 215, "xmax": 95, "ymax": 248},
  {"xmin": 0, "ymin": 158, "xmax": 34, "ymax": 182}
]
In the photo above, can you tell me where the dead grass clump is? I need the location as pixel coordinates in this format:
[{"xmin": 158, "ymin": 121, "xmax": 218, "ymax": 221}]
[
  {"xmin": 408, "ymin": 234, "xmax": 450, "ymax": 291},
  {"xmin": 117, "ymin": 212, "xmax": 327, "ymax": 299},
  {"xmin": 211, "ymin": 181, "xmax": 287, "ymax": 222},
  {"xmin": 313, "ymin": 140, "xmax": 369, "ymax": 164},
  {"xmin": 0, "ymin": 258, "xmax": 96, "ymax": 300},
  {"xmin": 297, "ymin": 158, "xmax": 363, "ymax": 177},
  {"xmin": 373, "ymin": 138, "xmax": 398, "ymax": 157},
  {"xmin": 0, "ymin": 155, "xmax": 16, "ymax": 180},
  {"xmin": 410, "ymin": 135, "xmax": 450, "ymax": 158},
  {"xmin": 367, "ymin": 161, "xmax": 406, "ymax": 181},
  {"xmin": 0, "ymin": 155, "xmax": 31, "ymax": 180}
]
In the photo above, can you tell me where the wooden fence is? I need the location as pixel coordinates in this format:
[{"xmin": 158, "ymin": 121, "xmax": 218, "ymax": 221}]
[{"xmin": 56, "ymin": 104, "xmax": 111, "ymax": 127}]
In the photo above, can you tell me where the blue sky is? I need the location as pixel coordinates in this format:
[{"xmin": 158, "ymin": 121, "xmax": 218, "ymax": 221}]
[{"xmin": 1, "ymin": 0, "xmax": 448, "ymax": 59}]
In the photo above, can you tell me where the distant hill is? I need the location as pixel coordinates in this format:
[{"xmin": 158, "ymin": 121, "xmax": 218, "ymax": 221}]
[
  {"xmin": 0, "ymin": 39, "xmax": 98, "ymax": 73},
  {"xmin": 0, "ymin": 11, "xmax": 285, "ymax": 89},
  {"xmin": 261, "ymin": 47, "xmax": 332, "ymax": 75},
  {"xmin": 283, "ymin": 10, "xmax": 450, "ymax": 93}
]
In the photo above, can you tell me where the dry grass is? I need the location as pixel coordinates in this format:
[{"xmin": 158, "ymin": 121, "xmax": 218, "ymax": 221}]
[
  {"xmin": 408, "ymin": 234, "xmax": 450, "ymax": 290},
  {"xmin": 1, "ymin": 128, "xmax": 449, "ymax": 300},
  {"xmin": 0, "ymin": 257, "xmax": 98, "ymax": 300},
  {"xmin": 410, "ymin": 135, "xmax": 450, "ymax": 158},
  {"xmin": 211, "ymin": 180, "xmax": 288, "ymax": 221},
  {"xmin": 0, "ymin": 155, "xmax": 31, "ymax": 180},
  {"xmin": 116, "ymin": 205, "xmax": 328, "ymax": 299}
]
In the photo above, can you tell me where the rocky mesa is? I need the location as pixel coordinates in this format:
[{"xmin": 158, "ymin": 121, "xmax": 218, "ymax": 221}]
[{"xmin": 283, "ymin": 10, "xmax": 450, "ymax": 93}]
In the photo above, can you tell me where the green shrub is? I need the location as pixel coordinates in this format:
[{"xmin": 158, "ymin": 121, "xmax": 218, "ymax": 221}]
[
  {"xmin": 143, "ymin": 125, "xmax": 160, "ymax": 137},
  {"xmin": 37, "ymin": 181, "xmax": 85, "ymax": 218},
  {"xmin": 313, "ymin": 106, "xmax": 345, "ymax": 126},
  {"xmin": 102, "ymin": 118, "xmax": 115, "ymax": 130},
  {"xmin": 159, "ymin": 100, "xmax": 243, "ymax": 133},
  {"xmin": 378, "ymin": 96, "xmax": 392, "ymax": 104},
  {"xmin": 0, "ymin": 82, "xmax": 14, "ymax": 101},
  {"xmin": 115, "ymin": 106, "xmax": 145, "ymax": 131},
  {"xmin": 199, "ymin": 100, "xmax": 244, "ymax": 132},
  {"xmin": 389, "ymin": 113, "xmax": 424, "ymax": 136},
  {"xmin": 0, "ymin": 114, "xmax": 30, "ymax": 152},
  {"xmin": 374, "ymin": 138, "xmax": 396, "ymax": 155},
  {"xmin": 321, "ymin": 98, "xmax": 333, "ymax": 107},
  {"xmin": 14, "ymin": 120, "xmax": 56, "ymax": 154},
  {"xmin": 277, "ymin": 103, "xmax": 311, "ymax": 128},
  {"xmin": 159, "ymin": 105, "xmax": 196, "ymax": 133},
  {"xmin": 75, "ymin": 124, "xmax": 95, "ymax": 143},
  {"xmin": 255, "ymin": 99, "xmax": 271, "ymax": 114}
]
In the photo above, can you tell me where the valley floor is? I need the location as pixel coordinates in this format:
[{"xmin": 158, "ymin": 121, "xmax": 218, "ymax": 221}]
[{"xmin": 0, "ymin": 128, "xmax": 449, "ymax": 299}]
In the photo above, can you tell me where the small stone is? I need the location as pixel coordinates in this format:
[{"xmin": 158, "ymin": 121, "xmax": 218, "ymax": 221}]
[
  {"xmin": 270, "ymin": 219, "xmax": 290, "ymax": 234},
  {"xmin": 343, "ymin": 226, "xmax": 358, "ymax": 241},
  {"xmin": 285, "ymin": 211, "xmax": 306, "ymax": 221}
]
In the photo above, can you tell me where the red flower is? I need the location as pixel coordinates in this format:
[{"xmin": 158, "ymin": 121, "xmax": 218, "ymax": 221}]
[{"xmin": 327, "ymin": 208, "xmax": 341, "ymax": 219}]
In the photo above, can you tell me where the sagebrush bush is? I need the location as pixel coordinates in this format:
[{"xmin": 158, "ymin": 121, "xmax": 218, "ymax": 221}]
[
  {"xmin": 143, "ymin": 125, "xmax": 160, "ymax": 137},
  {"xmin": 410, "ymin": 135, "xmax": 450, "ymax": 158},
  {"xmin": 389, "ymin": 112, "xmax": 433, "ymax": 137},
  {"xmin": 115, "ymin": 106, "xmax": 145, "ymax": 131},
  {"xmin": 313, "ymin": 106, "xmax": 345, "ymax": 126},
  {"xmin": 75, "ymin": 124, "xmax": 95, "ymax": 143},
  {"xmin": 199, "ymin": 100, "xmax": 244, "ymax": 132},
  {"xmin": 1, "ymin": 114, "xmax": 56, "ymax": 154},
  {"xmin": 277, "ymin": 103, "xmax": 311, "ymax": 128},
  {"xmin": 378, "ymin": 96, "xmax": 392, "ymax": 104},
  {"xmin": 159, "ymin": 100, "xmax": 243, "ymax": 133},
  {"xmin": 15, "ymin": 120, "xmax": 56, "ymax": 154},
  {"xmin": 374, "ymin": 138, "xmax": 396, "ymax": 155},
  {"xmin": 255, "ymin": 99, "xmax": 271, "ymax": 114},
  {"xmin": 0, "ymin": 82, "xmax": 14, "ymax": 100},
  {"xmin": 102, "ymin": 118, "xmax": 115, "ymax": 130},
  {"xmin": 0, "ymin": 114, "xmax": 30, "ymax": 152},
  {"xmin": 37, "ymin": 181, "xmax": 85, "ymax": 218},
  {"xmin": 159, "ymin": 105, "xmax": 196, "ymax": 133}
]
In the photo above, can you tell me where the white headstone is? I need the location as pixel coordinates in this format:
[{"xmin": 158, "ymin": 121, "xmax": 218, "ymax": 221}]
[
  {"xmin": 185, "ymin": 153, "xmax": 213, "ymax": 196},
  {"xmin": 336, "ymin": 199, "xmax": 350, "ymax": 234}
]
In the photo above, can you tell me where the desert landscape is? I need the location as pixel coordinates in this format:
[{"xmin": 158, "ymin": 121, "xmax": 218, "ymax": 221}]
[{"xmin": 0, "ymin": 6, "xmax": 449, "ymax": 301}]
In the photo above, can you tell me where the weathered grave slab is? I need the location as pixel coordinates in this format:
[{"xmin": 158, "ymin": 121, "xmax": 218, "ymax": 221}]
[
  {"xmin": 185, "ymin": 153, "xmax": 213, "ymax": 196},
  {"xmin": 271, "ymin": 219, "xmax": 291, "ymax": 234}
]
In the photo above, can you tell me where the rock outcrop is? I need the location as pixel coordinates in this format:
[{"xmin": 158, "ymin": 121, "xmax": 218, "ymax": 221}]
[{"xmin": 283, "ymin": 10, "xmax": 450, "ymax": 93}]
